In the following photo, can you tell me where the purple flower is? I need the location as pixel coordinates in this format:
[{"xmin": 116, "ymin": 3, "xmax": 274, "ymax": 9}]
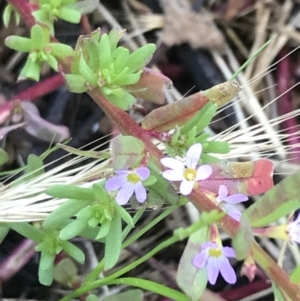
[
  {"xmin": 105, "ymin": 167, "xmax": 150, "ymax": 205},
  {"xmin": 160, "ymin": 143, "xmax": 212, "ymax": 195},
  {"xmin": 193, "ymin": 242, "xmax": 237, "ymax": 285},
  {"xmin": 287, "ymin": 214, "xmax": 300, "ymax": 244},
  {"xmin": 216, "ymin": 185, "xmax": 248, "ymax": 221}
]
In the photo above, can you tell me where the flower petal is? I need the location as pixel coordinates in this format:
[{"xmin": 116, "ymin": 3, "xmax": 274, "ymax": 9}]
[
  {"xmin": 116, "ymin": 182, "xmax": 135, "ymax": 205},
  {"xmin": 221, "ymin": 203, "xmax": 242, "ymax": 222},
  {"xmin": 218, "ymin": 185, "xmax": 228, "ymax": 200},
  {"xmin": 219, "ymin": 256, "xmax": 237, "ymax": 284},
  {"xmin": 206, "ymin": 257, "xmax": 219, "ymax": 285},
  {"xmin": 105, "ymin": 175, "xmax": 127, "ymax": 191},
  {"xmin": 193, "ymin": 250, "xmax": 209, "ymax": 269},
  {"xmin": 134, "ymin": 182, "xmax": 147, "ymax": 203},
  {"xmin": 116, "ymin": 170, "xmax": 131, "ymax": 176},
  {"xmin": 160, "ymin": 157, "xmax": 184, "ymax": 171},
  {"xmin": 180, "ymin": 180, "xmax": 195, "ymax": 195},
  {"xmin": 224, "ymin": 194, "xmax": 248, "ymax": 204},
  {"xmin": 222, "ymin": 247, "xmax": 236, "ymax": 258},
  {"xmin": 186, "ymin": 143, "xmax": 202, "ymax": 169},
  {"xmin": 196, "ymin": 165, "xmax": 212, "ymax": 180},
  {"xmin": 136, "ymin": 167, "xmax": 150, "ymax": 181},
  {"xmin": 162, "ymin": 170, "xmax": 184, "ymax": 181}
]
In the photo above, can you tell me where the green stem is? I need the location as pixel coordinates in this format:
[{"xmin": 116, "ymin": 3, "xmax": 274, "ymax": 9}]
[{"xmin": 62, "ymin": 277, "xmax": 189, "ymax": 301}]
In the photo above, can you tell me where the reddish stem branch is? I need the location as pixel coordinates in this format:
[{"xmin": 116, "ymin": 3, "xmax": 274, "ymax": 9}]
[
  {"xmin": 7, "ymin": 0, "xmax": 35, "ymax": 28},
  {"xmin": 0, "ymin": 238, "xmax": 36, "ymax": 283}
]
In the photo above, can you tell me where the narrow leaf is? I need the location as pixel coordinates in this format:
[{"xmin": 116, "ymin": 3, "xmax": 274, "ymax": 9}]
[
  {"xmin": 110, "ymin": 135, "xmax": 145, "ymax": 169},
  {"xmin": 232, "ymin": 215, "xmax": 253, "ymax": 260},
  {"xmin": 46, "ymin": 185, "xmax": 94, "ymax": 201},
  {"xmin": 0, "ymin": 226, "xmax": 9, "ymax": 243},
  {"xmin": 244, "ymin": 170, "xmax": 300, "ymax": 227},
  {"xmin": 104, "ymin": 212, "xmax": 122, "ymax": 270},
  {"xmin": 177, "ymin": 226, "xmax": 209, "ymax": 301},
  {"xmin": 59, "ymin": 219, "xmax": 87, "ymax": 240},
  {"xmin": 62, "ymin": 241, "xmax": 85, "ymax": 264},
  {"xmin": 43, "ymin": 198, "xmax": 92, "ymax": 229}
]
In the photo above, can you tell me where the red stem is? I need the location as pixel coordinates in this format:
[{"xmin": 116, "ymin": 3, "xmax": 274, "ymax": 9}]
[{"xmin": 0, "ymin": 238, "xmax": 36, "ymax": 283}]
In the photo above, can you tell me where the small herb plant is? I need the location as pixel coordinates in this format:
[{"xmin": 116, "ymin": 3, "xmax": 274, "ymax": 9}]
[{"xmin": 1, "ymin": 1, "xmax": 300, "ymax": 301}]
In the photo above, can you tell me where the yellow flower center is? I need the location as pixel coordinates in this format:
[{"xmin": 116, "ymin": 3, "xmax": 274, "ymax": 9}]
[
  {"xmin": 208, "ymin": 248, "xmax": 222, "ymax": 258},
  {"xmin": 127, "ymin": 172, "xmax": 141, "ymax": 184},
  {"xmin": 183, "ymin": 168, "xmax": 196, "ymax": 181}
]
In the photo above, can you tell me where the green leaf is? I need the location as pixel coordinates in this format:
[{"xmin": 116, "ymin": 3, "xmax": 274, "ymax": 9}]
[
  {"xmin": 108, "ymin": 28, "xmax": 121, "ymax": 52},
  {"xmin": 38, "ymin": 258, "xmax": 54, "ymax": 286},
  {"xmin": 46, "ymin": 54, "xmax": 58, "ymax": 71},
  {"xmin": 200, "ymin": 153, "xmax": 220, "ymax": 164},
  {"xmin": 64, "ymin": 74, "xmax": 87, "ymax": 93},
  {"xmin": 40, "ymin": 250, "xmax": 56, "ymax": 270},
  {"xmin": 5, "ymin": 36, "xmax": 32, "ymax": 52},
  {"xmin": 205, "ymin": 141, "xmax": 230, "ymax": 154},
  {"xmin": 116, "ymin": 205, "xmax": 134, "ymax": 226},
  {"xmin": 142, "ymin": 175, "xmax": 157, "ymax": 187},
  {"xmin": 194, "ymin": 133, "xmax": 210, "ymax": 144},
  {"xmin": 103, "ymin": 289, "xmax": 143, "ymax": 301},
  {"xmin": 104, "ymin": 211, "xmax": 122, "ymax": 270},
  {"xmin": 232, "ymin": 215, "xmax": 253, "ymax": 260},
  {"xmin": 113, "ymin": 47, "xmax": 130, "ymax": 73},
  {"xmin": 8, "ymin": 222, "xmax": 43, "ymax": 242},
  {"xmin": 0, "ymin": 149, "xmax": 9, "ymax": 166},
  {"xmin": 92, "ymin": 182, "xmax": 110, "ymax": 203},
  {"xmin": 82, "ymin": 39, "xmax": 100, "ymax": 72},
  {"xmin": 19, "ymin": 57, "xmax": 41, "ymax": 81},
  {"xmin": 59, "ymin": 219, "xmax": 87, "ymax": 240},
  {"xmin": 110, "ymin": 135, "xmax": 145, "ymax": 169},
  {"xmin": 148, "ymin": 163, "xmax": 178, "ymax": 204},
  {"xmin": 67, "ymin": 0, "xmax": 98, "ymax": 15},
  {"xmin": 46, "ymin": 184, "xmax": 95, "ymax": 201},
  {"xmin": 290, "ymin": 264, "xmax": 300, "ymax": 283},
  {"xmin": 49, "ymin": 43, "xmax": 73, "ymax": 58},
  {"xmin": 0, "ymin": 226, "xmax": 9, "ymax": 243},
  {"xmin": 244, "ymin": 170, "xmax": 300, "ymax": 227},
  {"xmin": 58, "ymin": 7, "xmax": 81, "ymax": 23},
  {"xmin": 43, "ymin": 198, "xmax": 92, "ymax": 229},
  {"xmin": 62, "ymin": 241, "xmax": 85, "ymax": 264},
  {"xmin": 113, "ymin": 72, "xmax": 141, "ymax": 86},
  {"xmin": 87, "ymin": 295, "xmax": 99, "ymax": 301},
  {"xmin": 3, "ymin": 4, "xmax": 12, "ymax": 27},
  {"xmin": 181, "ymin": 102, "xmax": 216, "ymax": 134},
  {"xmin": 195, "ymin": 103, "xmax": 218, "ymax": 134},
  {"xmin": 98, "ymin": 33, "xmax": 111, "ymax": 70},
  {"xmin": 105, "ymin": 90, "xmax": 136, "ymax": 110},
  {"xmin": 31, "ymin": 24, "xmax": 49, "ymax": 49},
  {"xmin": 79, "ymin": 52, "xmax": 98, "ymax": 87},
  {"xmin": 54, "ymin": 258, "xmax": 78, "ymax": 285},
  {"xmin": 177, "ymin": 226, "xmax": 209, "ymax": 301},
  {"xmin": 96, "ymin": 221, "xmax": 111, "ymax": 239},
  {"xmin": 126, "ymin": 44, "xmax": 156, "ymax": 73}
]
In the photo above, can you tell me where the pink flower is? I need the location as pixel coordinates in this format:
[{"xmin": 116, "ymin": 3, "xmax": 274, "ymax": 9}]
[
  {"xmin": 160, "ymin": 143, "xmax": 212, "ymax": 195},
  {"xmin": 105, "ymin": 167, "xmax": 150, "ymax": 205},
  {"xmin": 216, "ymin": 185, "xmax": 248, "ymax": 221},
  {"xmin": 193, "ymin": 242, "xmax": 236, "ymax": 285}
]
